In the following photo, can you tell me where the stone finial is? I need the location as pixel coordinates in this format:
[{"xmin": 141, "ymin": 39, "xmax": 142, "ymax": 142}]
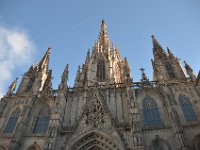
[
  {"xmin": 60, "ymin": 64, "xmax": 69, "ymax": 90},
  {"xmin": 140, "ymin": 68, "xmax": 147, "ymax": 81}
]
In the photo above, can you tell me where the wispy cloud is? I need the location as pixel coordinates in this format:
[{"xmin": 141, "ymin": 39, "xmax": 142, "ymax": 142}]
[{"xmin": 0, "ymin": 24, "xmax": 36, "ymax": 98}]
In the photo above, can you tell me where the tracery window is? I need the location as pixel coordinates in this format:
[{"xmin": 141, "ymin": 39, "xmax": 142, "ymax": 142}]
[
  {"xmin": 85, "ymin": 96, "xmax": 104, "ymax": 127},
  {"xmin": 178, "ymin": 94, "xmax": 197, "ymax": 122},
  {"xmin": 166, "ymin": 63, "xmax": 175, "ymax": 78},
  {"xmin": 4, "ymin": 108, "xmax": 21, "ymax": 133},
  {"xmin": 96, "ymin": 60, "xmax": 105, "ymax": 82},
  {"xmin": 143, "ymin": 96, "xmax": 162, "ymax": 128},
  {"xmin": 33, "ymin": 107, "xmax": 51, "ymax": 134}
]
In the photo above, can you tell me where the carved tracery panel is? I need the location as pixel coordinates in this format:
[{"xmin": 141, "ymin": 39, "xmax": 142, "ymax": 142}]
[{"xmin": 85, "ymin": 96, "xmax": 104, "ymax": 127}]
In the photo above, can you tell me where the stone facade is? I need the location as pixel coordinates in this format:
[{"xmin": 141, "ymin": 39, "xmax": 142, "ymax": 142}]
[{"xmin": 1, "ymin": 20, "xmax": 200, "ymax": 150}]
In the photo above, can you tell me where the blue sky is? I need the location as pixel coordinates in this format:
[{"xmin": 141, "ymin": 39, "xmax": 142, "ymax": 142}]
[{"xmin": 0, "ymin": 0, "xmax": 200, "ymax": 96}]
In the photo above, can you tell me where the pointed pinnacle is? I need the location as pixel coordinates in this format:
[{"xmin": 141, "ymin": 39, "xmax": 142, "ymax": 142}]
[
  {"xmin": 85, "ymin": 49, "xmax": 90, "ymax": 65},
  {"xmin": 62, "ymin": 64, "xmax": 69, "ymax": 78},
  {"xmin": 60, "ymin": 64, "xmax": 69, "ymax": 87},
  {"xmin": 38, "ymin": 47, "xmax": 51, "ymax": 71},
  {"xmin": 78, "ymin": 65, "xmax": 81, "ymax": 72},
  {"xmin": 151, "ymin": 35, "xmax": 166, "ymax": 59},
  {"xmin": 124, "ymin": 57, "xmax": 129, "ymax": 66},
  {"xmin": 184, "ymin": 61, "xmax": 193, "ymax": 71},
  {"xmin": 167, "ymin": 47, "xmax": 175, "ymax": 57},
  {"xmin": 151, "ymin": 35, "xmax": 163, "ymax": 50}
]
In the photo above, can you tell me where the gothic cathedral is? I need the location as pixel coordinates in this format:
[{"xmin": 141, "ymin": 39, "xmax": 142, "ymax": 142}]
[{"xmin": 1, "ymin": 20, "xmax": 200, "ymax": 150}]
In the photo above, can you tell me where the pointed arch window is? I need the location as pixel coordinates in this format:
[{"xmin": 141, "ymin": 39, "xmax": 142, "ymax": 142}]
[
  {"xmin": 96, "ymin": 60, "xmax": 105, "ymax": 82},
  {"xmin": 143, "ymin": 96, "xmax": 162, "ymax": 128},
  {"xmin": 33, "ymin": 107, "xmax": 51, "ymax": 134},
  {"xmin": 179, "ymin": 94, "xmax": 197, "ymax": 122},
  {"xmin": 4, "ymin": 108, "xmax": 21, "ymax": 133},
  {"xmin": 166, "ymin": 63, "xmax": 175, "ymax": 78}
]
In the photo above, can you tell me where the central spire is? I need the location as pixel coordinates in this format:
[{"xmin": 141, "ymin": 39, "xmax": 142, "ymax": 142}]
[{"xmin": 97, "ymin": 20, "xmax": 110, "ymax": 51}]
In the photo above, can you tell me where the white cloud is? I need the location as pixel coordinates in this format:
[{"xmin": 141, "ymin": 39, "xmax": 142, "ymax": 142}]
[{"xmin": 0, "ymin": 24, "xmax": 36, "ymax": 98}]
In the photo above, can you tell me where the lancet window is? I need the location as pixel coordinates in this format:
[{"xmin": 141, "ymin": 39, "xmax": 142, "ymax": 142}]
[
  {"xmin": 143, "ymin": 96, "xmax": 162, "ymax": 128},
  {"xmin": 33, "ymin": 107, "xmax": 51, "ymax": 134},
  {"xmin": 4, "ymin": 108, "xmax": 21, "ymax": 133},
  {"xmin": 178, "ymin": 94, "xmax": 197, "ymax": 122},
  {"xmin": 96, "ymin": 60, "xmax": 105, "ymax": 82}
]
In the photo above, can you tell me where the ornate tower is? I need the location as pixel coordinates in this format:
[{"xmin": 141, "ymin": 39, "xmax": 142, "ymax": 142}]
[
  {"xmin": 151, "ymin": 35, "xmax": 186, "ymax": 81},
  {"xmin": 16, "ymin": 47, "xmax": 52, "ymax": 96},
  {"xmin": 74, "ymin": 20, "xmax": 132, "ymax": 87}
]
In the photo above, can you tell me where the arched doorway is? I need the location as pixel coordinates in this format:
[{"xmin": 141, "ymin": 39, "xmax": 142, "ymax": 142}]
[
  {"xmin": 69, "ymin": 132, "xmax": 122, "ymax": 150},
  {"xmin": 27, "ymin": 142, "xmax": 41, "ymax": 150},
  {"xmin": 150, "ymin": 136, "xmax": 171, "ymax": 150}
]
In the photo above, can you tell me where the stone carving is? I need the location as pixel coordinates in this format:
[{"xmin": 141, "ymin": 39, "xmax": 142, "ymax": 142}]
[
  {"xmin": 69, "ymin": 132, "xmax": 121, "ymax": 150},
  {"xmin": 85, "ymin": 94, "xmax": 105, "ymax": 127}
]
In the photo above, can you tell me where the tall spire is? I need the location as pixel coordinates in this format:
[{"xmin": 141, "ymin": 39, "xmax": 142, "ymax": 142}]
[
  {"xmin": 38, "ymin": 47, "xmax": 51, "ymax": 92},
  {"xmin": 98, "ymin": 20, "xmax": 110, "ymax": 51},
  {"xmin": 151, "ymin": 35, "xmax": 166, "ymax": 60},
  {"xmin": 38, "ymin": 47, "xmax": 51, "ymax": 72}
]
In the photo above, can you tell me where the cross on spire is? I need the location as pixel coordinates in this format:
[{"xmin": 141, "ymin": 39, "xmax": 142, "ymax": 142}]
[{"xmin": 140, "ymin": 68, "xmax": 147, "ymax": 81}]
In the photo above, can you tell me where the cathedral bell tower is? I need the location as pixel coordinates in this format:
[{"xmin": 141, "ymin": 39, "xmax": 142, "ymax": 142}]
[
  {"xmin": 74, "ymin": 20, "xmax": 132, "ymax": 87},
  {"xmin": 151, "ymin": 35, "xmax": 186, "ymax": 81}
]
